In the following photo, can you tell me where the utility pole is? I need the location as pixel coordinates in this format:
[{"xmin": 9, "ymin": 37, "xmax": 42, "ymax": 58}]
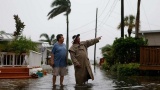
[
  {"xmin": 94, "ymin": 8, "xmax": 98, "ymax": 72},
  {"xmin": 121, "ymin": 0, "xmax": 124, "ymax": 38},
  {"xmin": 135, "ymin": 0, "xmax": 141, "ymax": 38}
]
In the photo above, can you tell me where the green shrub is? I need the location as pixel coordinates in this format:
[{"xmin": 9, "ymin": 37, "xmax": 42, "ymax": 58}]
[
  {"xmin": 67, "ymin": 59, "xmax": 73, "ymax": 65},
  {"xmin": 117, "ymin": 63, "xmax": 140, "ymax": 76},
  {"xmin": 0, "ymin": 41, "xmax": 10, "ymax": 52},
  {"xmin": 110, "ymin": 63, "xmax": 119, "ymax": 72},
  {"xmin": 102, "ymin": 61, "xmax": 110, "ymax": 70},
  {"xmin": 112, "ymin": 37, "xmax": 147, "ymax": 64},
  {"xmin": 0, "ymin": 36, "xmax": 37, "ymax": 54}
]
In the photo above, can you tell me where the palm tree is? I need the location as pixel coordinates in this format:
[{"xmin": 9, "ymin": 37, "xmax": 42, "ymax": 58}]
[
  {"xmin": 135, "ymin": 0, "xmax": 141, "ymax": 38},
  {"xmin": 117, "ymin": 15, "xmax": 136, "ymax": 37},
  {"xmin": 39, "ymin": 33, "xmax": 56, "ymax": 65},
  {"xmin": 47, "ymin": 0, "xmax": 71, "ymax": 59},
  {"xmin": 39, "ymin": 33, "xmax": 56, "ymax": 45}
]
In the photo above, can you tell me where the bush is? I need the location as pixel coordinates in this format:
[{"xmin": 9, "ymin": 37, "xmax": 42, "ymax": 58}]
[
  {"xmin": 112, "ymin": 37, "xmax": 147, "ymax": 64},
  {"xmin": 6, "ymin": 36, "xmax": 37, "ymax": 54},
  {"xmin": 0, "ymin": 41, "xmax": 10, "ymax": 52},
  {"xmin": 117, "ymin": 63, "xmax": 140, "ymax": 76},
  {"xmin": 110, "ymin": 63, "xmax": 119, "ymax": 72},
  {"xmin": 101, "ymin": 61, "xmax": 110, "ymax": 70},
  {"xmin": 67, "ymin": 59, "xmax": 73, "ymax": 65}
]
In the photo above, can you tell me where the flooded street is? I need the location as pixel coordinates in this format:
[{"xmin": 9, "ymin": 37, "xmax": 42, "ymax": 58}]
[{"xmin": 0, "ymin": 65, "xmax": 160, "ymax": 90}]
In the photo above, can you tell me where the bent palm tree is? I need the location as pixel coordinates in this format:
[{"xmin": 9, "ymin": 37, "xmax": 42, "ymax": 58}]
[
  {"xmin": 39, "ymin": 33, "xmax": 56, "ymax": 45},
  {"xmin": 47, "ymin": 0, "xmax": 71, "ymax": 59},
  {"xmin": 117, "ymin": 15, "xmax": 136, "ymax": 37}
]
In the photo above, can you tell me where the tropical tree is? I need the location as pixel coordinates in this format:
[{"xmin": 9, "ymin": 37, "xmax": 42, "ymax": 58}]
[
  {"xmin": 47, "ymin": 0, "xmax": 71, "ymax": 58},
  {"xmin": 117, "ymin": 15, "xmax": 136, "ymax": 37},
  {"xmin": 101, "ymin": 44, "xmax": 114, "ymax": 67},
  {"xmin": 13, "ymin": 15, "xmax": 25, "ymax": 40},
  {"xmin": 39, "ymin": 33, "xmax": 56, "ymax": 45},
  {"xmin": 135, "ymin": 0, "xmax": 141, "ymax": 38}
]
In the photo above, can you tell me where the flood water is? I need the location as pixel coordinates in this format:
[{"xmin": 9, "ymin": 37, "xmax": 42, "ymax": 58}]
[{"xmin": 0, "ymin": 65, "xmax": 160, "ymax": 90}]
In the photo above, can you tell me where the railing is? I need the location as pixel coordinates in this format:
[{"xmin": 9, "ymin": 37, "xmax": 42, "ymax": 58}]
[
  {"xmin": 0, "ymin": 50, "xmax": 42, "ymax": 67},
  {"xmin": 0, "ymin": 52, "xmax": 26, "ymax": 67},
  {"xmin": 140, "ymin": 46, "xmax": 160, "ymax": 66}
]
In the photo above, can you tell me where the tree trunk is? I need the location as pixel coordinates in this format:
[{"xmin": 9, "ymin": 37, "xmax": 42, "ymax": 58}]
[
  {"xmin": 135, "ymin": 0, "xmax": 141, "ymax": 38},
  {"xmin": 128, "ymin": 29, "xmax": 132, "ymax": 37}
]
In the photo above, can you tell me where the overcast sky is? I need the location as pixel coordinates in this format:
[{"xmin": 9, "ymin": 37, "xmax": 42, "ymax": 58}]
[{"xmin": 0, "ymin": 0, "xmax": 160, "ymax": 60}]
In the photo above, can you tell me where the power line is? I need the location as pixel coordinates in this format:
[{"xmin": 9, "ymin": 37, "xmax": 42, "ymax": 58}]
[
  {"xmin": 98, "ymin": 0, "xmax": 118, "ymax": 30},
  {"xmin": 69, "ymin": 20, "xmax": 95, "ymax": 32},
  {"xmin": 98, "ymin": 0, "xmax": 111, "ymax": 18},
  {"xmin": 126, "ymin": 0, "xmax": 135, "ymax": 15},
  {"xmin": 142, "ymin": 2, "xmax": 151, "ymax": 30}
]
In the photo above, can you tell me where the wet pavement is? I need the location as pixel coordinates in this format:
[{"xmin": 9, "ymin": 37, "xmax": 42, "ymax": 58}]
[{"xmin": 0, "ymin": 65, "xmax": 160, "ymax": 90}]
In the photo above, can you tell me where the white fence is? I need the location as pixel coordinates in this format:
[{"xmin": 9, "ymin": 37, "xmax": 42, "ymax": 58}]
[
  {"xmin": 0, "ymin": 50, "xmax": 42, "ymax": 67},
  {"xmin": 26, "ymin": 50, "xmax": 41, "ymax": 67}
]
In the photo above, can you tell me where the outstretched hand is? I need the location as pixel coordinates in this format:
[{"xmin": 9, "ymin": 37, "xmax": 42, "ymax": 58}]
[{"xmin": 98, "ymin": 36, "xmax": 102, "ymax": 40}]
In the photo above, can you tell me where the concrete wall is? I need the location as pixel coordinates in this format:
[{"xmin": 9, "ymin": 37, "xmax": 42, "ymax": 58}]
[{"xmin": 139, "ymin": 32, "xmax": 160, "ymax": 46}]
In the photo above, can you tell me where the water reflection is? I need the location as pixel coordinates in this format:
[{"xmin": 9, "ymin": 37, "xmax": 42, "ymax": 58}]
[{"xmin": 0, "ymin": 65, "xmax": 160, "ymax": 90}]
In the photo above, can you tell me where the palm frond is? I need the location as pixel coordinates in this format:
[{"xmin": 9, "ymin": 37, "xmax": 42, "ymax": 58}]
[
  {"xmin": 52, "ymin": 39, "xmax": 57, "ymax": 45},
  {"xmin": 50, "ymin": 34, "xmax": 55, "ymax": 41},
  {"xmin": 48, "ymin": 6, "xmax": 68, "ymax": 19},
  {"xmin": 40, "ymin": 33, "xmax": 50, "ymax": 41},
  {"xmin": 124, "ymin": 16, "xmax": 128, "ymax": 21},
  {"xmin": 129, "ymin": 15, "xmax": 135, "ymax": 24},
  {"xmin": 51, "ymin": 0, "xmax": 68, "ymax": 7},
  {"xmin": 48, "ymin": 0, "xmax": 71, "ymax": 19},
  {"xmin": 64, "ymin": 8, "xmax": 71, "ymax": 15}
]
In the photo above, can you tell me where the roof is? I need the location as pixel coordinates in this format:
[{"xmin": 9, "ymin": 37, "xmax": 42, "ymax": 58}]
[
  {"xmin": 33, "ymin": 41, "xmax": 53, "ymax": 48},
  {"xmin": 42, "ymin": 42, "xmax": 53, "ymax": 48},
  {"xmin": 132, "ymin": 30, "xmax": 160, "ymax": 34},
  {"xmin": 0, "ymin": 32, "xmax": 53, "ymax": 48},
  {"xmin": 0, "ymin": 33, "xmax": 14, "ymax": 41}
]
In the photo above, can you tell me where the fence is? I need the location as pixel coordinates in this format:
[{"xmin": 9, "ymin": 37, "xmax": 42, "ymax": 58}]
[
  {"xmin": 140, "ymin": 46, "xmax": 160, "ymax": 70},
  {"xmin": 0, "ymin": 50, "xmax": 42, "ymax": 67}
]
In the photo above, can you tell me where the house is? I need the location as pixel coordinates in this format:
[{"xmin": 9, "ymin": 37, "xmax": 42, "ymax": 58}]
[
  {"xmin": 0, "ymin": 32, "xmax": 13, "ymax": 41},
  {"xmin": 37, "ymin": 42, "xmax": 53, "ymax": 65},
  {"xmin": 132, "ymin": 30, "xmax": 160, "ymax": 45},
  {"xmin": 133, "ymin": 30, "xmax": 160, "ymax": 70},
  {"xmin": 0, "ymin": 32, "xmax": 51, "ymax": 78}
]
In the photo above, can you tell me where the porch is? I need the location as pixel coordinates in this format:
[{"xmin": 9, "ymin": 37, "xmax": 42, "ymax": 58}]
[{"xmin": 0, "ymin": 51, "xmax": 42, "ymax": 78}]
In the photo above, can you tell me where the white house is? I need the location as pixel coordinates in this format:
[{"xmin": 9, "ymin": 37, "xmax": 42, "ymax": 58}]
[
  {"xmin": 132, "ymin": 30, "xmax": 160, "ymax": 46},
  {"xmin": 0, "ymin": 32, "xmax": 51, "ymax": 68},
  {"xmin": 0, "ymin": 33, "xmax": 13, "ymax": 41}
]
